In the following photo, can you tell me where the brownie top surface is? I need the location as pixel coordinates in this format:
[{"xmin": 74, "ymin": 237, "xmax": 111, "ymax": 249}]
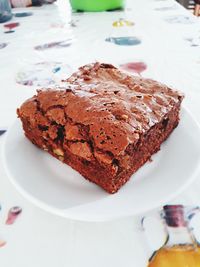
[{"xmin": 19, "ymin": 62, "xmax": 184, "ymax": 157}]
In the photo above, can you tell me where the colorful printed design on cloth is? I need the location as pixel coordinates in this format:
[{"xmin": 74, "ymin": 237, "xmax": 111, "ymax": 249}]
[
  {"xmin": 6, "ymin": 206, "xmax": 22, "ymax": 225},
  {"xmin": 0, "ymin": 130, "xmax": 7, "ymax": 136},
  {"xmin": 154, "ymin": 5, "xmax": 178, "ymax": 11},
  {"xmin": 14, "ymin": 12, "xmax": 33, "ymax": 17},
  {"xmin": 50, "ymin": 22, "xmax": 66, "ymax": 28},
  {"xmin": 16, "ymin": 61, "xmax": 72, "ymax": 87},
  {"xmin": 0, "ymin": 205, "xmax": 22, "ymax": 248},
  {"xmin": 105, "ymin": 36, "xmax": 141, "ymax": 46},
  {"xmin": 34, "ymin": 39, "xmax": 72, "ymax": 51},
  {"xmin": 120, "ymin": 62, "xmax": 147, "ymax": 75},
  {"xmin": 164, "ymin": 15, "xmax": 196, "ymax": 24},
  {"xmin": 0, "ymin": 239, "xmax": 6, "ymax": 248},
  {"xmin": 112, "ymin": 18, "xmax": 134, "ymax": 27},
  {"xmin": 0, "ymin": 43, "xmax": 8, "ymax": 49},
  {"xmin": 70, "ymin": 19, "xmax": 79, "ymax": 27},
  {"xmin": 4, "ymin": 22, "xmax": 20, "ymax": 33},
  {"xmin": 185, "ymin": 36, "xmax": 200, "ymax": 47}
]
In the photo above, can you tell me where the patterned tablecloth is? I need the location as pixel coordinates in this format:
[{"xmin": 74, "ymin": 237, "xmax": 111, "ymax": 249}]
[{"xmin": 1, "ymin": 0, "xmax": 200, "ymax": 266}]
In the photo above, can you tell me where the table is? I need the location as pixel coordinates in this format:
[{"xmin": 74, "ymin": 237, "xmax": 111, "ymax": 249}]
[{"xmin": 1, "ymin": 0, "xmax": 200, "ymax": 266}]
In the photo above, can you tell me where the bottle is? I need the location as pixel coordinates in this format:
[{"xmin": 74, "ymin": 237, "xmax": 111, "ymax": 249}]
[
  {"xmin": 148, "ymin": 205, "xmax": 200, "ymax": 267},
  {"xmin": 0, "ymin": 0, "xmax": 12, "ymax": 23},
  {"xmin": 105, "ymin": 18, "xmax": 141, "ymax": 46}
]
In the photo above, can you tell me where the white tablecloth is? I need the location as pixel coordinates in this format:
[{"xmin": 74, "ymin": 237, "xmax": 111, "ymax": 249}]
[{"xmin": 1, "ymin": 0, "xmax": 200, "ymax": 266}]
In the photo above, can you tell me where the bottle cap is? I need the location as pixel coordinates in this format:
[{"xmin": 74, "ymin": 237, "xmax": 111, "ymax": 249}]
[{"xmin": 163, "ymin": 205, "xmax": 187, "ymax": 227}]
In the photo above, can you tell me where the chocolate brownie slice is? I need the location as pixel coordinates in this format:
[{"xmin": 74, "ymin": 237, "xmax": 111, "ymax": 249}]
[{"xmin": 17, "ymin": 63, "xmax": 184, "ymax": 193}]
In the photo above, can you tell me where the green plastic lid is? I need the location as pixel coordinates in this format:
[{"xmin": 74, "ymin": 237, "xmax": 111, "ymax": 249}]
[{"xmin": 70, "ymin": 0, "xmax": 124, "ymax": 12}]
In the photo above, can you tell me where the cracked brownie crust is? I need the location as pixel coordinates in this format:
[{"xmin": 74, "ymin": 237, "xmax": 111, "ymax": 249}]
[{"xmin": 17, "ymin": 63, "xmax": 184, "ymax": 193}]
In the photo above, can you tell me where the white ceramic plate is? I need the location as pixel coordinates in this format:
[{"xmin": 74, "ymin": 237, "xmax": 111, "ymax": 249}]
[{"xmin": 3, "ymin": 107, "xmax": 200, "ymax": 221}]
